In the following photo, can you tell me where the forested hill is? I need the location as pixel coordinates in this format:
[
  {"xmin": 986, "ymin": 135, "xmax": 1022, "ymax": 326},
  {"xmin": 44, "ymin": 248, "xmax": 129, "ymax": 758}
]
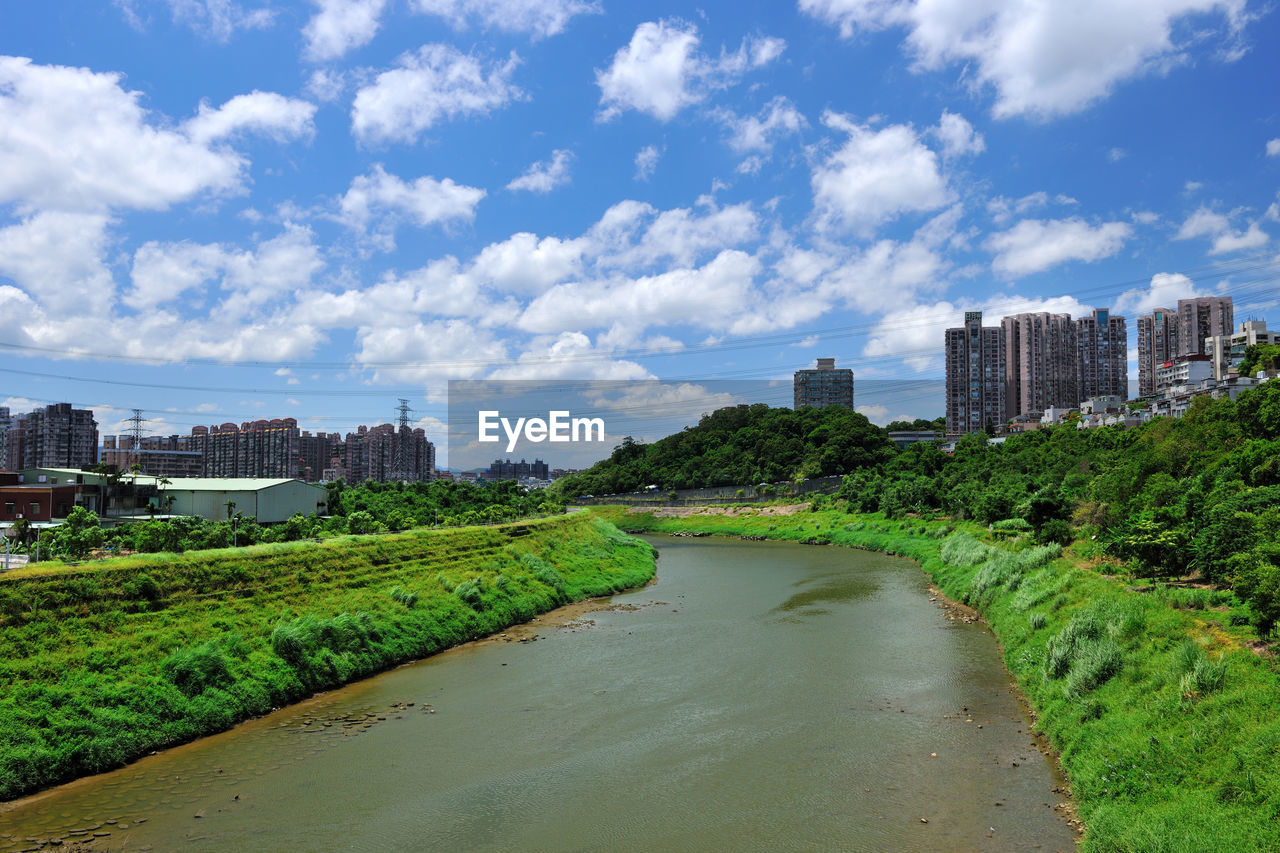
[{"xmin": 550, "ymin": 404, "xmax": 893, "ymax": 496}]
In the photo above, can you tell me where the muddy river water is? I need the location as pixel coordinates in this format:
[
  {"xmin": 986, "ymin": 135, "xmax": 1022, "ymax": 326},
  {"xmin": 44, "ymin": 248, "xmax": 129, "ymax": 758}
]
[{"xmin": 0, "ymin": 536, "xmax": 1075, "ymax": 851}]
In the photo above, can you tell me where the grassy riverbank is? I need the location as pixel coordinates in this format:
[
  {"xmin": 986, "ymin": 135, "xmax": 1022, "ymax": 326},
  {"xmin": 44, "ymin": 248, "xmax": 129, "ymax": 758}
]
[
  {"xmin": 599, "ymin": 505, "xmax": 1280, "ymax": 853},
  {"xmin": 0, "ymin": 514, "xmax": 655, "ymax": 801}
]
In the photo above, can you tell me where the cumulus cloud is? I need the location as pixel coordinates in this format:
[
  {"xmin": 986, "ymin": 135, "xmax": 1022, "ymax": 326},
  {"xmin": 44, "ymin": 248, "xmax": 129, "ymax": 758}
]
[
  {"xmin": 1175, "ymin": 205, "xmax": 1270, "ymax": 254},
  {"xmin": 411, "ymin": 0, "xmax": 600, "ymax": 39},
  {"xmin": 1269, "ymin": 138, "xmax": 1280, "ymax": 156},
  {"xmin": 338, "ymin": 165, "xmax": 486, "ymax": 250},
  {"xmin": 932, "ymin": 110, "xmax": 984, "ymax": 158},
  {"xmin": 1113, "ymin": 271, "xmax": 1204, "ymax": 315},
  {"xmin": 987, "ymin": 218, "xmax": 1132, "ymax": 277},
  {"xmin": 518, "ymin": 250, "xmax": 761, "ymax": 334},
  {"xmin": 634, "ymin": 145, "xmax": 661, "ymax": 181},
  {"xmin": 303, "ymin": 0, "xmax": 388, "ymax": 63},
  {"xmin": 506, "ymin": 149, "xmax": 574, "ymax": 193},
  {"xmin": 596, "ymin": 19, "xmax": 785, "ymax": 121},
  {"xmin": 0, "ymin": 57, "xmax": 246, "ymax": 212},
  {"xmin": 470, "ymin": 233, "xmax": 585, "ymax": 294},
  {"xmin": 800, "ymin": 0, "xmax": 1251, "ymax": 120},
  {"xmin": 810, "ymin": 111, "xmax": 950, "ymax": 236},
  {"xmin": 0, "ymin": 211, "xmax": 116, "ymax": 315},
  {"xmin": 184, "ymin": 91, "xmax": 317, "ymax": 144},
  {"xmin": 351, "ymin": 45, "xmax": 522, "ymax": 145}
]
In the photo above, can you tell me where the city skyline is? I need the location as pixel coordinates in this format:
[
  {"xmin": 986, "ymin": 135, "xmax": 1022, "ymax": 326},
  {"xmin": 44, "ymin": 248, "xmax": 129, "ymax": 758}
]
[{"xmin": 3, "ymin": 2, "xmax": 1279, "ymax": 455}]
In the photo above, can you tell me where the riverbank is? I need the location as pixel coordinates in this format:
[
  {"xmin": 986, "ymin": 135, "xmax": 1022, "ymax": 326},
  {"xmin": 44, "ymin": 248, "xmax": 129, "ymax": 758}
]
[
  {"xmin": 596, "ymin": 505, "xmax": 1280, "ymax": 853},
  {"xmin": 0, "ymin": 514, "xmax": 656, "ymax": 801}
]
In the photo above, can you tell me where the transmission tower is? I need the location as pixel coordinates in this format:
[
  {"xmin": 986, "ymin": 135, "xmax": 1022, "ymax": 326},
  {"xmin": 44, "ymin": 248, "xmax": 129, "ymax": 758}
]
[
  {"xmin": 127, "ymin": 408, "xmax": 147, "ymax": 468},
  {"xmin": 394, "ymin": 399, "xmax": 413, "ymax": 481}
]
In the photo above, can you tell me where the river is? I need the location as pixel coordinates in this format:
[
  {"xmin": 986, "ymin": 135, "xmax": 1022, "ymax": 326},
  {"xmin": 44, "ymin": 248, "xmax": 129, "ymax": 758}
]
[{"xmin": 0, "ymin": 536, "xmax": 1075, "ymax": 852}]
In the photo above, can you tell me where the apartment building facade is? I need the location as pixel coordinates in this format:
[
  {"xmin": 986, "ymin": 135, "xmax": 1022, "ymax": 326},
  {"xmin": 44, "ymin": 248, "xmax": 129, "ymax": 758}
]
[
  {"xmin": 1076, "ymin": 308, "xmax": 1128, "ymax": 401},
  {"xmin": 945, "ymin": 311, "xmax": 1006, "ymax": 435},
  {"xmin": 1002, "ymin": 312, "xmax": 1079, "ymax": 418},
  {"xmin": 3, "ymin": 403, "xmax": 99, "ymax": 471},
  {"xmin": 793, "ymin": 358, "xmax": 855, "ymax": 410}
]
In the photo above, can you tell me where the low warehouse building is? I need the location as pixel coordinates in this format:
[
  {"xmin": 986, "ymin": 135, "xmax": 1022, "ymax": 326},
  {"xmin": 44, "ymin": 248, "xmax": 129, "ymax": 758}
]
[{"xmin": 162, "ymin": 479, "xmax": 328, "ymax": 523}]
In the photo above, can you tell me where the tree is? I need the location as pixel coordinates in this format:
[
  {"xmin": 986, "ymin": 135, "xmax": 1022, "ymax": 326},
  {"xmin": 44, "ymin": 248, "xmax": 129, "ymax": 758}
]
[{"xmin": 224, "ymin": 499, "xmax": 236, "ymax": 520}]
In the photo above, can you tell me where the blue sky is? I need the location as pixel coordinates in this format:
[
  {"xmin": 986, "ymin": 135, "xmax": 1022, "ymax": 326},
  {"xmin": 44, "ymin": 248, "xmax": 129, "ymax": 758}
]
[{"xmin": 2, "ymin": 0, "xmax": 1279, "ymax": 467}]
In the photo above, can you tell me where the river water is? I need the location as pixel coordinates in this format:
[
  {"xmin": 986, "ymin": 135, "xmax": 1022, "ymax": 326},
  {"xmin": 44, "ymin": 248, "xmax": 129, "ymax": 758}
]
[{"xmin": 0, "ymin": 536, "xmax": 1075, "ymax": 852}]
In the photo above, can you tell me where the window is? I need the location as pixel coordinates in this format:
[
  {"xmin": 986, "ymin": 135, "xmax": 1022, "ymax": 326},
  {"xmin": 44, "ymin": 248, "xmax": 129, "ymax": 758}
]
[
  {"xmin": 3, "ymin": 502, "xmax": 13, "ymax": 514},
  {"xmin": 31, "ymin": 502, "xmax": 41, "ymax": 516}
]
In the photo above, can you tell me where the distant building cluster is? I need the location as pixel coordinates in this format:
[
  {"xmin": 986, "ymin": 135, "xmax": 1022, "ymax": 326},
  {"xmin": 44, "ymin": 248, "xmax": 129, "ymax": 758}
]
[
  {"xmin": 944, "ymin": 296, "xmax": 1275, "ymax": 435},
  {"xmin": 485, "ymin": 458, "xmax": 549, "ymax": 482},
  {"xmin": 2, "ymin": 401, "xmax": 436, "ymax": 485},
  {"xmin": 945, "ymin": 308, "xmax": 1127, "ymax": 436},
  {"xmin": 793, "ymin": 358, "xmax": 855, "ymax": 410}
]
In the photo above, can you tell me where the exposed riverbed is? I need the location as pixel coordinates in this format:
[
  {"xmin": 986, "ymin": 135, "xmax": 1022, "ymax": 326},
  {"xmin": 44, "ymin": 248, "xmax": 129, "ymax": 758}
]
[{"xmin": 0, "ymin": 536, "xmax": 1075, "ymax": 852}]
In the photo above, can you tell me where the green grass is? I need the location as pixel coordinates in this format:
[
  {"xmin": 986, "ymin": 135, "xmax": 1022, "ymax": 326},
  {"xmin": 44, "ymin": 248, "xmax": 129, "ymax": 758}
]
[
  {"xmin": 598, "ymin": 505, "xmax": 1280, "ymax": 852},
  {"xmin": 0, "ymin": 513, "xmax": 655, "ymax": 800}
]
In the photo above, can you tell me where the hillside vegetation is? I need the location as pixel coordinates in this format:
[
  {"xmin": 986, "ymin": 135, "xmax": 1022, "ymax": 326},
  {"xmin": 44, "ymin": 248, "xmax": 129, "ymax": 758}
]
[
  {"xmin": 601, "ymin": 506, "xmax": 1280, "ymax": 852},
  {"xmin": 551, "ymin": 403, "xmax": 893, "ymax": 495},
  {"xmin": 0, "ymin": 514, "xmax": 655, "ymax": 800}
]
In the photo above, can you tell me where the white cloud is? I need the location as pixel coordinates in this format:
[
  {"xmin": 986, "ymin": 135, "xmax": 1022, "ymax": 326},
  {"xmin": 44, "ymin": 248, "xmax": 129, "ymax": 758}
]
[
  {"xmin": 411, "ymin": 0, "xmax": 600, "ymax": 39},
  {"xmin": 470, "ymin": 232, "xmax": 584, "ymax": 294},
  {"xmin": 717, "ymin": 96, "xmax": 807, "ymax": 156},
  {"xmin": 1268, "ymin": 138, "xmax": 1280, "ymax": 156},
  {"xmin": 490, "ymin": 332, "xmax": 652, "ymax": 380},
  {"xmin": 305, "ymin": 69, "xmax": 347, "ymax": 102},
  {"xmin": 1210, "ymin": 222, "xmax": 1268, "ymax": 254},
  {"xmin": 596, "ymin": 19, "xmax": 785, "ymax": 121},
  {"xmin": 811, "ymin": 111, "xmax": 950, "ymax": 236},
  {"xmin": 932, "ymin": 110, "xmax": 984, "ymax": 158},
  {"xmin": 800, "ymin": 0, "xmax": 1250, "ymax": 120},
  {"xmin": 1108, "ymin": 147, "xmax": 1127, "ymax": 162},
  {"xmin": 354, "ymin": 320, "xmax": 508, "ymax": 385},
  {"xmin": 987, "ymin": 218, "xmax": 1131, "ymax": 277},
  {"xmin": 506, "ymin": 149, "xmax": 574, "ymax": 193},
  {"xmin": 184, "ymin": 91, "xmax": 317, "ymax": 145},
  {"xmin": 118, "ymin": 0, "xmax": 275, "ymax": 41},
  {"xmin": 124, "ymin": 225, "xmax": 324, "ymax": 319},
  {"xmin": 339, "ymin": 165, "xmax": 486, "ymax": 250},
  {"xmin": 590, "ymin": 198, "xmax": 760, "ymax": 270},
  {"xmin": 0, "ymin": 211, "xmax": 115, "ymax": 315},
  {"xmin": 1175, "ymin": 205, "xmax": 1270, "ymax": 254},
  {"xmin": 634, "ymin": 145, "xmax": 661, "ymax": 181},
  {"xmin": 0, "ymin": 57, "xmax": 245, "ymax": 213},
  {"xmin": 303, "ymin": 0, "xmax": 389, "ymax": 63},
  {"xmin": 351, "ymin": 45, "xmax": 522, "ymax": 145},
  {"xmin": 518, "ymin": 250, "xmax": 761, "ymax": 334},
  {"xmin": 1113, "ymin": 271, "xmax": 1203, "ymax": 315}
]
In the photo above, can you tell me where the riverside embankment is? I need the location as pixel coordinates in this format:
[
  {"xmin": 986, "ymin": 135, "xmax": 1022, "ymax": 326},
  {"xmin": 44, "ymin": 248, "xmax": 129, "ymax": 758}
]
[
  {"xmin": 598, "ymin": 505, "xmax": 1280, "ymax": 853},
  {"xmin": 0, "ymin": 514, "xmax": 655, "ymax": 801}
]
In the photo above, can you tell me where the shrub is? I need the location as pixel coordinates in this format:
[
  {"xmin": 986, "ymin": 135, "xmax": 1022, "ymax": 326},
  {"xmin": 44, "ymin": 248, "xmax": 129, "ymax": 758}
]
[
  {"xmin": 1029, "ymin": 611, "xmax": 1047, "ymax": 631},
  {"xmin": 389, "ymin": 586, "xmax": 418, "ymax": 609},
  {"xmin": 454, "ymin": 578, "xmax": 484, "ymax": 608},
  {"xmin": 162, "ymin": 641, "xmax": 234, "ymax": 697},
  {"xmin": 1036, "ymin": 518, "xmax": 1075, "ymax": 546},
  {"xmin": 940, "ymin": 532, "xmax": 995, "ymax": 568}
]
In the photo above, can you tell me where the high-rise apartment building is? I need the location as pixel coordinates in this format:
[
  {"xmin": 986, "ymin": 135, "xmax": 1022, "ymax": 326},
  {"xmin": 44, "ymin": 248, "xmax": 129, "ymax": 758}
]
[
  {"xmin": 1137, "ymin": 297, "xmax": 1234, "ymax": 396},
  {"xmin": 1136, "ymin": 308, "xmax": 1178, "ymax": 397},
  {"xmin": 3, "ymin": 403, "xmax": 99, "ymax": 470},
  {"xmin": 1076, "ymin": 308, "xmax": 1128, "ymax": 401},
  {"xmin": 945, "ymin": 312, "xmax": 1006, "ymax": 435},
  {"xmin": 793, "ymin": 357, "xmax": 855, "ymax": 410},
  {"xmin": 1178, "ymin": 296, "xmax": 1233, "ymax": 357},
  {"xmin": 189, "ymin": 418, "xmax": 301, "ymax": 478},
  {"xmin": 298, "ymin": 431, "xmax": 341, "ymax": 482},
  {"xmin": 1002, "ymin": 312, "xmax": 1078, "ymax": 417}
]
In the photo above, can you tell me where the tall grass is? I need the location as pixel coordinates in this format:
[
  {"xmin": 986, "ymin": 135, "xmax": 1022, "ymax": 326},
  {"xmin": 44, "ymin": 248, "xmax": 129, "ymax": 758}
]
[{"xmin": 0, "ymin": 514, "xmax": 656, "ymax": 800}]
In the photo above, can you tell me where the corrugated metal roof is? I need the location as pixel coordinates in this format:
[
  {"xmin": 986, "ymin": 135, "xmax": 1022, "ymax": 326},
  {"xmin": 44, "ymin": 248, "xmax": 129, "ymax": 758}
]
[{"xmin": 163, "ymin": 479, "xmax": 322, "ymax": 490}]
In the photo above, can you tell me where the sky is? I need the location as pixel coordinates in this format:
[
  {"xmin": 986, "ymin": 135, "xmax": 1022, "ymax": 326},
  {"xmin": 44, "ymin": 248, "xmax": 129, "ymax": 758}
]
[{"xmin": 2, "ymin": 0, "xmax": 1279, "ymax": 468}]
